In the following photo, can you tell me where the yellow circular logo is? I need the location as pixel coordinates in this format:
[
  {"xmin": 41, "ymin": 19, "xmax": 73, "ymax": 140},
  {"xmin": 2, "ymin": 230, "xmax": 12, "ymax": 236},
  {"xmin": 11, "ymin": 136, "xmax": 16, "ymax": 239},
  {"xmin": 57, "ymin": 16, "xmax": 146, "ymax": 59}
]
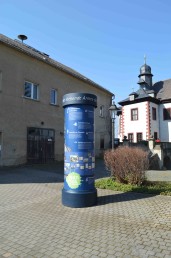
[{"xmin": 66, "ymin": 172, "xmax": 81, "ymax": 189}]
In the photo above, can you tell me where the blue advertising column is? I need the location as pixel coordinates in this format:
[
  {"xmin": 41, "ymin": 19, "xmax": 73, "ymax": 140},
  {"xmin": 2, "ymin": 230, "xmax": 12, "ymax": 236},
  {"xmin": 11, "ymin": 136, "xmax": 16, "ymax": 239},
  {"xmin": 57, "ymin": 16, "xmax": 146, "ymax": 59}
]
[{"xmin": 62, "ymin": 93, "xmax": 97, "ymax": 208}]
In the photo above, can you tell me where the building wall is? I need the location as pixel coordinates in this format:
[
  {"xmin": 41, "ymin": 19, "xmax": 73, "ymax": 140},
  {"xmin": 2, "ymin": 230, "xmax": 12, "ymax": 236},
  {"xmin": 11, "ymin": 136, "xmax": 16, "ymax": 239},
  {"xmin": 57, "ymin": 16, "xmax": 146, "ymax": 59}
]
[
  {"xmin": 159, "ymin": 103, "xmax": 171, "ymax": 142},
  {"xmin": 119, "ymin": 101, "xmax": 161, "ymax": 142},
  {"xmin": 119, "ymin": 102, "xmax": 150, "ymax": 142},
  {"xmin": 119, "ymin": 101, "xmax": 171, "ymax": 143},
  {"xmin": 0, "ymin": 43, "xmax": 112, "ymax": 166},
  {"xmin": 149, "ymin": 102, "xmax": 159, "ymax": 139}
]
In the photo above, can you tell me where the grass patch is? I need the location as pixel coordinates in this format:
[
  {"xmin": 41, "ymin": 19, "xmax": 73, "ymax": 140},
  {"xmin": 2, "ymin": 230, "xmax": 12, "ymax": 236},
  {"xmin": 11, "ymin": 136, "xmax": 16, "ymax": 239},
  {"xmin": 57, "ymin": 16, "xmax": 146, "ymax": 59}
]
[{"xmin": 95, "ymin": 178, "xmax": 171, "ymax": 196}]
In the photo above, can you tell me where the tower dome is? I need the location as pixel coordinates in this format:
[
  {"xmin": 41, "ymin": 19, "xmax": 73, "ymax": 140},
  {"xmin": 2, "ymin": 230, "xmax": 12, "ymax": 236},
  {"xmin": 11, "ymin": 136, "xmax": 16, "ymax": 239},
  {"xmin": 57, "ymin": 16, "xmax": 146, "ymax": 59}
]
[
  {"xmin": 137, "ymin": 56, "xmax": 153, "ymax": 88},
  {"xmin": 140, "ymin": 63, "xmax": 152, "ymax": 75}
]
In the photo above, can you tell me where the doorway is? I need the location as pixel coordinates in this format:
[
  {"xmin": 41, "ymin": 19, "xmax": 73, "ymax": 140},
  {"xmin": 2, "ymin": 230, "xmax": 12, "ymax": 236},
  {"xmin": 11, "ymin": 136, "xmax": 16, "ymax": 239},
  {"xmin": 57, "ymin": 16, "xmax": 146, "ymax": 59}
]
[{"xmin": 27, "ymin": 127, "xmax": 55, "ymax": 164}]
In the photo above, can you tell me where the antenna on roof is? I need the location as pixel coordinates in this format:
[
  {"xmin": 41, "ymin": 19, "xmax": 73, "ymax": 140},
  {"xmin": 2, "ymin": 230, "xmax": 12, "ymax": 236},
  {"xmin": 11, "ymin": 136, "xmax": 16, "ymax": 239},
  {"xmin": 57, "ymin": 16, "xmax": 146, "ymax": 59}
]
[{"xmin": 18, "ymin": 35, "xmax": 28, "ymax": 43}]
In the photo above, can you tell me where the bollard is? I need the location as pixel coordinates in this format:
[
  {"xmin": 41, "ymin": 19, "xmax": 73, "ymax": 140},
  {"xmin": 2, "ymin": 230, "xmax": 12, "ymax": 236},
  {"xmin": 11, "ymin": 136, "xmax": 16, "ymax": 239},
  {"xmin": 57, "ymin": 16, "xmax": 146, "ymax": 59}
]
[{"xmin": 62, "ymin": 93, "xmax": 97, "ymax": 208}]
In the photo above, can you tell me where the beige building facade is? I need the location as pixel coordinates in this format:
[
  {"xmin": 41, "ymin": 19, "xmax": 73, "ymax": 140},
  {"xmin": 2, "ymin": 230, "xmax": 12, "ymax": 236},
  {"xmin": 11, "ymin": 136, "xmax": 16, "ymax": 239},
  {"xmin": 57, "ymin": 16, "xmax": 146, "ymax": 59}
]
[{"xmin": 0, "ymin": 34, "xmax": 113, "ymax": 166}]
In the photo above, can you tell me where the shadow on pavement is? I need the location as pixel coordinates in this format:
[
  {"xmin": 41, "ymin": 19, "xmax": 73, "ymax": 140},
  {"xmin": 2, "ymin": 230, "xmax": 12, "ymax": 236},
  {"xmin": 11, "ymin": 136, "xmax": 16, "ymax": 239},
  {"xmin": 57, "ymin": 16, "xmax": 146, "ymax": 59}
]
[
  {"xmin": 0, "ymin": 159, "xmax": 109, "ymax": 184},
  {"xmin": 0, "ymin": 160, "xmax": 157, "ymax": 203},
  {"xmin": 97, "ymin": 191, "xmax": 156, "ymax": 205},
  {"xmin": 0, "ymin": 163, "xmax": 64, "ymax": 184}
]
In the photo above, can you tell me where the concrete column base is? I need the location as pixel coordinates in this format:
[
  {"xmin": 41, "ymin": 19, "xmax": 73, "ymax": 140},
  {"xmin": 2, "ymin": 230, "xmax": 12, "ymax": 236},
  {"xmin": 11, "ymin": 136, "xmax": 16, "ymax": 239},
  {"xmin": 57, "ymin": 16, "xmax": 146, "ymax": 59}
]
[{"xmin": 62, "ymin": 188, "xmax": 97, "ymax": 208}]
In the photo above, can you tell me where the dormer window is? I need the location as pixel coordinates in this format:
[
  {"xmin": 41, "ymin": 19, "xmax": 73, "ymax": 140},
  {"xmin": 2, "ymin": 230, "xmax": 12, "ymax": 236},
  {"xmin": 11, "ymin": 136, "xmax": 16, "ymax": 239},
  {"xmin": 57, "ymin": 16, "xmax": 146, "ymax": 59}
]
[
  {"xmin": 148, "ymin": 91, "xmax": 155, "ymax": 98},
  {"xmin": 130, "ymin": 95, "xmax": 135, "ymax": 101},
  {"xmin": 129, "ymin": 92, "xmax": 138, "ymax": 101},
  {"xmin": 149, "ymin": 93, "xmax": 154, "ymax": 97}
]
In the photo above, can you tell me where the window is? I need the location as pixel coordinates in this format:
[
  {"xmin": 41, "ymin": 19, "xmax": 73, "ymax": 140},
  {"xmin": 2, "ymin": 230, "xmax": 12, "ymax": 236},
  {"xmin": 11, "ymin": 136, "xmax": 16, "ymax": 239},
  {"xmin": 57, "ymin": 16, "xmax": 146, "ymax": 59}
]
[
  {"xmin": 131, "ymin": 108, "xmax": 138, "ymax": 121},
  {"xmin": 24, "ymin": 81, "xmax": 38, "ymax": 100},
  {"xmin": 137, "ymin": 133, "xmax": 142, "ymax": 142},
  {"xmin": 100, "ymin": 137, "xmax": 104, "ymax": 149},
  {"xmin": 28, "ymin": 127, "xmax": 55, "ymax": 140},
  {"xmin": 50, "ymin": 89, "xmax": 57, "ymax": 105},
  {"xmin": 128, "ymin": 133, "xmax": 134, "ymax": 142},
  {"xmin": 154, "ymin": 132, "xmax": 158, "ymax": 140},
  {"xmin": 163, "ymin": 108, "xmax": 171, "ymax": 120},
  {"xmin": 152, "ymin": 107, "xmax": 157, "ymax": 120},
  {"xmin": 100, "ymin": 105, "xmax": 104, "ymax": 117}
]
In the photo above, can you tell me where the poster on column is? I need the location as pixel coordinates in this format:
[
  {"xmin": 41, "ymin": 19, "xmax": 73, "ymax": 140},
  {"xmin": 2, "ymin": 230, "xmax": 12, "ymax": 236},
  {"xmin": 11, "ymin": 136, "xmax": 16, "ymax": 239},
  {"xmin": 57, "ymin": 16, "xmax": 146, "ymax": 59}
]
[{"xmin": 64, "ymin": 104, "xmax": 95, "ymax": 190}]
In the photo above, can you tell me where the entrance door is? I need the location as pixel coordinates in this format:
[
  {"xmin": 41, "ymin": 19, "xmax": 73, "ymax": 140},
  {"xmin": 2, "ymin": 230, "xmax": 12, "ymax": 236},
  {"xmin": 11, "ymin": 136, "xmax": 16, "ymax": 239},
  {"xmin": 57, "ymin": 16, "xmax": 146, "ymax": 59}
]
[{"xmin": 27, "ymin": 127, "xmax": 55, "ymax": 164}]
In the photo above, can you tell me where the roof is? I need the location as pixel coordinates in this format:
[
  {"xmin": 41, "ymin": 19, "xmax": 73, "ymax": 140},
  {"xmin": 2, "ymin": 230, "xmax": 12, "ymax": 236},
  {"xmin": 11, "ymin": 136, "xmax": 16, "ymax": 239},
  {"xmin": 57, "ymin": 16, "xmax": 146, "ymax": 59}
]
[
  {"xmin": 119, "ymin": 78, "xmax": 171, "ymax": 106},
  {"xmin": 153, "ymin": 79, "xmax": 171, "ymax": 101},
  {"xmin": 139, "ymin": 63, "xmax": 153, "ymax": 76},
  {"xmin": 0, "ymin": 34, "xmax": 113, "ymax": 96},
  {"xmin": 129, "ymin": 91, "xmax": 138, "ymax": 96},
  {"xmin": 118, "ymin": 87, "xmax": 160, "ymax": 106}
]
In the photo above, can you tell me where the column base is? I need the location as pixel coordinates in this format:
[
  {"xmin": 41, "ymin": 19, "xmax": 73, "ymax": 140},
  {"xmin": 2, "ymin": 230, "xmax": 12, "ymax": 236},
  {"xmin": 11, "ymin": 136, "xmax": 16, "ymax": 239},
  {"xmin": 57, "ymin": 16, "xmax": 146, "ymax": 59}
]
[{"xmin": 62, "ymin": 188, "xmax": 97, "ymax": 208}]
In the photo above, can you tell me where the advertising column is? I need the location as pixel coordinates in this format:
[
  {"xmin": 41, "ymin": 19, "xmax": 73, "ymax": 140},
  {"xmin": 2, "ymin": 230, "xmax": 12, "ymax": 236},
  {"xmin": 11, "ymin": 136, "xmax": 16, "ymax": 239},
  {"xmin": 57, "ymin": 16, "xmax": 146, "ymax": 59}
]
[{"xmin": 62, "ymin": 93, "xmax": 97, "ymax": 208}]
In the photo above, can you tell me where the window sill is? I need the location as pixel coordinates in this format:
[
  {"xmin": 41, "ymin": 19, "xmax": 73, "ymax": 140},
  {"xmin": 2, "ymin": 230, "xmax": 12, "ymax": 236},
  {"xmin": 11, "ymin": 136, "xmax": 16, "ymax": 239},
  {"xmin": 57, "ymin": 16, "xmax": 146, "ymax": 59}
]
[
  {"xmin": 50, "ymin": 103, "xmax": 59, "ymax": 107},
  {"xmin": 22, "ymin": 96, "xmax": 40, "ymax": 102}
]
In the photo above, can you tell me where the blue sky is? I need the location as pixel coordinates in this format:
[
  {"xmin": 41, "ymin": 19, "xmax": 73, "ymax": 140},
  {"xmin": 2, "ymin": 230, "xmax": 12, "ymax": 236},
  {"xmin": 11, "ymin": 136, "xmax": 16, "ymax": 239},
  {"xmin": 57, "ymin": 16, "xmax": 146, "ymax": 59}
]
[{"xmin": 1, "ymin": 0, "xmax": 171, "ymax": 104}]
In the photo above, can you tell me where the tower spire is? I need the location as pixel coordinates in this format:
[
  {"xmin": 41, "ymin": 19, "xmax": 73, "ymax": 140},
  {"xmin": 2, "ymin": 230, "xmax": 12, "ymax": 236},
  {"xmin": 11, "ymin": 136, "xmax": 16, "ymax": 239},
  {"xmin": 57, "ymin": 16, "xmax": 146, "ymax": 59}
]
[{"xmin": 144, "ymin": 55, "xmax": 146, "ymax": 64}]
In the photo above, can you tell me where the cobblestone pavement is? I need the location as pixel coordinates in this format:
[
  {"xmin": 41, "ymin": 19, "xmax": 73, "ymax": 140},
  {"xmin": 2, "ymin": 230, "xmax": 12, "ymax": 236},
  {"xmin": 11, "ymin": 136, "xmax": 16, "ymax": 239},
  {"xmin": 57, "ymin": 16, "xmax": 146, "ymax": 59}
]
[{"xmin": 0, "ymin": 163, "xmax": 171, "ymax": 258}]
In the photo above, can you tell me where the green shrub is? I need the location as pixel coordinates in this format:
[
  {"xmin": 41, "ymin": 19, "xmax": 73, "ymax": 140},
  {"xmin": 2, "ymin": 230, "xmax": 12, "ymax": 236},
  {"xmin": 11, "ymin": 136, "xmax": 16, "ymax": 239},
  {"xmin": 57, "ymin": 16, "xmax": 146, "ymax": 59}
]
[
  {"xmin": 104, "ymin": 146, "xmax": 149, "ymax": 185},
  {"xmin": 95, "ymin": 178, "xmax": 171, "ymax": 196}
]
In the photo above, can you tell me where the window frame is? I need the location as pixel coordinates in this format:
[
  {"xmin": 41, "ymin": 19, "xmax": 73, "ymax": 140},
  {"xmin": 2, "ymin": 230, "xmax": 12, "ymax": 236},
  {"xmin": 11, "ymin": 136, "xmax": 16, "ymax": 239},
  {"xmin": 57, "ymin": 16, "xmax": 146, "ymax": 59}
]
[
  {"xmin": 28, "ymin": 127, "xmax": 55, "ymax": 140},
  {"xmin": 163, "ymin": 108, "xmax": 171, "ymax": 120},
  {"xmin": 100, "ymin": 137, "xmax": 104, "ymax": 149},
  {"xmin": 131, "ymin": 108, "xmax": 138, "ymax": 121},
  {"xmin": 99, "ymin": 105, "xmax": 104, "ymax": 117},
  {"xmin": 128, "ymin": 133, "xmax": 134, "ymax": 143},
  {"xmin": 137, "ymin": 132, "xmax": 143, "ymax": 142},
  {"xmin": 50, "ymin": 88, "xmax": 58, "ymax": 105},
  {"xmin": 154, "ymin": 132, "xmax": 158, "ymax": 140},
  {"xmin": 152, "ymin": 107, "xmax": 157, "ymax": 120},
  {"xmin": 24, "ymin": 81, "xmax": 39, "ymax": 100}
]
